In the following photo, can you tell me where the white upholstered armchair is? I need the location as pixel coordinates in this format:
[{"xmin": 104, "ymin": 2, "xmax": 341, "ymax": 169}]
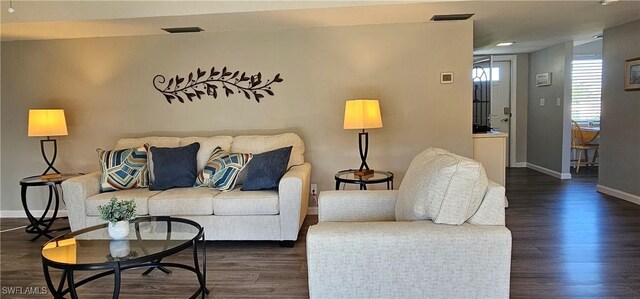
[{"xmin": 306, "ymin": 148, "xmax": 512, "ymax": 299}]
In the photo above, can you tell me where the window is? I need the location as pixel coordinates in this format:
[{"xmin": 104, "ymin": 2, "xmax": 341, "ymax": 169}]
[
  {"xmin": 472, "ymin": 67, "xmax": 500, "ymax": 82},
  {"xmin": 572, "ymin": 59, "xmax": 602, "ymax": 125}
]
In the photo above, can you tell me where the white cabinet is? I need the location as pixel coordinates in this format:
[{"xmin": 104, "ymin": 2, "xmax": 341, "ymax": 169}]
[{"xmin": 473, "ymin": 132, "xmax": 508, "ymax": 186}]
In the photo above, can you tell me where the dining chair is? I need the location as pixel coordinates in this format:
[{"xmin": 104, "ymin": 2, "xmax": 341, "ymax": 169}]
[{"xmin": 571, "ymin": 120, "xmax": 599, "ymax": 173}]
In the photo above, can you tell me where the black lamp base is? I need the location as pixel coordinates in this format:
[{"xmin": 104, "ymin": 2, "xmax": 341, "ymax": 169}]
[
  {"xmin": 40, "ymin": 137, "xmax": 61, "ymax": 180},
  {"xmin": 355, "ymin": 130, "xmax": 374, "ymax": 177}
]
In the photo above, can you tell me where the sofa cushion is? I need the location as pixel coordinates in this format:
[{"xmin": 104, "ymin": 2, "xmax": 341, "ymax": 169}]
[
  {"xmin": 468, "ymin": 181, "xmax": 506, "ymax": 226},
  {"xmin": 212, "ymin": 188, "xmax": 279, "ymax": 216},
  {"xmin": 395, "ymin": 148, "xmax": 488, "ymax": 225},
  {"xmin": 97, "ymin": 147, "xmax": 149, "ymax": 192},
  {"xmin": 148, "ymin": 143, "xmax": 200, "ymax": 191},
  {"xmin": 194, "ymin": 149, "xmax": 253, "ymax": 191},
  {"xmin": 241, "ymin": 146, "xmax": 293, "ymax": 191},
  {"xmin": 180, "ymin": 136, "xmax": 233, "ymax": 171},
  {"xmin": 148, "ymin": 187, "xmax": 219, "ymax": 216},
  {"xmin": 85, "ymin": 189, "xmax": 160, "ymax": 216},
  {"xmin": 231, "ymin": 133, "xmax": 304, "ymax": 169},
  {"xmin": 115, "ymin": 137, "xmax": 181, "ymax": 150}
]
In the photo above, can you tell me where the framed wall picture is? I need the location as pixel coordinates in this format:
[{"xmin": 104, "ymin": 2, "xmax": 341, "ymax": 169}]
[
  {"xmin": 625, "ymin": 57, "xmax": 640, "ymax": 91},
  {"xmin": 536, "ymin": 72, "xmax": 552, "ymax": 87}
]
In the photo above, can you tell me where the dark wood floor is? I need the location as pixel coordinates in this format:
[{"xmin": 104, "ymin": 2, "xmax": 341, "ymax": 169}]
[
  {"xmin": 1, "ymin": 167, "xmax": 639, "ymax": 298},
  {"xmin": 507, "ymin": 167, "xmax": 640, "ymax": 298}
]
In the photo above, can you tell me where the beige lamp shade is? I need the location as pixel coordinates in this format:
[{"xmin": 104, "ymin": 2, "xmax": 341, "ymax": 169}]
[
  {"xmin": 343, "ymin": 99, "xmax": 383, "ymax": 130},
  {"xmin": 28, "ymin": 109, "xmax": 68, "ymax": 137}
]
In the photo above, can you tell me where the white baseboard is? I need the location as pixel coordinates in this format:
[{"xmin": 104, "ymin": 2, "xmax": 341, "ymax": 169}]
[
  {"xmin": 512, "ymin": 162, "xmax": 527, "ymax": 168},
  {"xmin": 597, "ymin": 185, "xmax": 640, "ymax": 206},
  {"xmin": 526, "ymin": 163, "xmax": 572, "ymax": 180},
  {"xmin": 0, "ymin": 209, "xmax": 68, "ymax": 218},
  {"xmin": 307, "ymin": 207, "xmax": 318, "ymax": 215}
]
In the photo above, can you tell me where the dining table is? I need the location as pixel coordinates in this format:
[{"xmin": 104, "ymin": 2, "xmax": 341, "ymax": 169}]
[{"xmin": 580, "ymin": 126, "xmax": 600, "ymax": 143}]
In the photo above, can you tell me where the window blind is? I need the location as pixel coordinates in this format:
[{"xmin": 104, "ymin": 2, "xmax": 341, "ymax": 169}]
[{"xmin": 571, "ymin": 59, "xmax": 602, "ymax": 124}]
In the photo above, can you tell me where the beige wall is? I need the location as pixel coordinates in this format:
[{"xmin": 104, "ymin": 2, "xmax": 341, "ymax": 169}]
[
  {"xmin": 599, "ymin": 19, "xmax": 640, "ymax": 198},
  {"xmin": 1, "ymin": 22, "xmax": 473, "ymax": 212},
  {"xmin": 527, "ymin": 42, "xmax": 573, "ymax": 175}
]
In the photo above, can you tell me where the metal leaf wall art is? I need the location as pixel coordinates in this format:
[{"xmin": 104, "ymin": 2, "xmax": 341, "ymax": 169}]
[{"xmin": 153, "ymin": 66, "xmax": 283, "ymax": 104}]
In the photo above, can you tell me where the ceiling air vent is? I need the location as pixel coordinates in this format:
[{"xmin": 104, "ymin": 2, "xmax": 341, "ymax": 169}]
[
  {"xmin": 430, "ymin": 14, "xmax": 475, "ymax": 21},
  {"xmin": 161, "ymin": 27, "xmax": 204, "ymax": 34}
]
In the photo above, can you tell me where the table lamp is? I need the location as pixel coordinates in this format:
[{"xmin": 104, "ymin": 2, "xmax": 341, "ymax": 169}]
[
  {"xmin": 28, "ymin": 109, "xmax": 68, "ymax": 179},
  {"xmin": 343, "ymin": 99, "xmax": 383, "ymax": 176}
]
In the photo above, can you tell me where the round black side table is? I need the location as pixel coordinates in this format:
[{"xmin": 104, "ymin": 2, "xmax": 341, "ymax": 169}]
[
  {"xmin": 335, "ymin": 169, "xmax": 394, "ymax": 190},
  {"xmin": 20, "ymin": 174, "xmax": 80, "ymax": 241}
]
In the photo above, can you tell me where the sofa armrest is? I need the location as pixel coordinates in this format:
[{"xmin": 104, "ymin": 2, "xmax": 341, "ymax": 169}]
[
  {"xmin": 278, "ymin": 162, "xmax": 311, "ymax": 241},
  {"xmin": 61, "ymin": 172, "xmax": 101, "ymax": 231},
  {"xmin": 318, "ymin": 190, "xmax": 398, "ymax": 222},
  {"xmin": 307, "ymin": 221, "xmax": 511, "ymax": 299},
  {"xmin": 468, "ymin": 180, "xmax": 506, "ymax": 226}
]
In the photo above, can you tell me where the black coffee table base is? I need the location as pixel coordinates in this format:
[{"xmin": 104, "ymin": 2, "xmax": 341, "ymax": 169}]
[{"xmin": 42, "ymin": 217, "xmax": 208, "ymax": 299}]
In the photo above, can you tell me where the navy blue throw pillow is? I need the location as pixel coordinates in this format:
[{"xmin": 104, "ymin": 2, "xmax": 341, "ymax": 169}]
[
  {"xmin": 149, "ymin": 142, "xmax": 200, "ymax": 191},
  {"xmin": 241, "ymin": 146, "xmax": 293, "ymax": 191}
]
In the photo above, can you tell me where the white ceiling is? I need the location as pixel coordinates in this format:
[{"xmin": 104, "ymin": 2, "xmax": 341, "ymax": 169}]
[
  {"xmin": 1, "ymin": 1, "xmax": 639, "ymax": 55},
  {"xmin": 0, "ymin": 1, "xmax": 404, "ymax": 23}
]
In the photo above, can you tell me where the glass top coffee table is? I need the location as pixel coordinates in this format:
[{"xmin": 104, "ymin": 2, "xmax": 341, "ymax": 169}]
[{"xmin": 41, "ymin": 216, "xmax": 208, "ymax": 298}]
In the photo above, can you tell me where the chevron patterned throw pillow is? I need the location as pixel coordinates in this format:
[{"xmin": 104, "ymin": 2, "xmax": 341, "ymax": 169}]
[
  {"xmin": 194, "ymin": 147, "xmax": 253, "ymax": 191},
  {"xmin": 97, "ymin": 147, "xmax": 149, "ymax": 192}
]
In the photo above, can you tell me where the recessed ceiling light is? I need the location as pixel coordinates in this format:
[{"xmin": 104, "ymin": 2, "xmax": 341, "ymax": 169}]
[
  {"xmin": 496, "ymin": 42, "xmax": 515, "ymax": 47},
  {"xmin": 600, "ymin": 0, "xmax": 619, "ymax": 5}
]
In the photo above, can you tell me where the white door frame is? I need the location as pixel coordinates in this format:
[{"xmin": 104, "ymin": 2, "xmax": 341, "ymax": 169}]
[{"xmin": 492, "ymin": 55, "xmax": 518, "ymax": 167}]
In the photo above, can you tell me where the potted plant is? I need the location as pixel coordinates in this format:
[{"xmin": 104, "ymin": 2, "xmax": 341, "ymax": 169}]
[{"xmin": 97, "ymin": 197, "xmax": 136, "ymax": 240}]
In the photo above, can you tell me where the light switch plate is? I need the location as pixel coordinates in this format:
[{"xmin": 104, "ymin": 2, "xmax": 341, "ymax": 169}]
[
  {"xmin": 540, "ymin": 98, "xmax": 545, "ymax": 106},
  {"xmin": 556, "ymin": 98, "xmax": 561, "ymax": 107}
]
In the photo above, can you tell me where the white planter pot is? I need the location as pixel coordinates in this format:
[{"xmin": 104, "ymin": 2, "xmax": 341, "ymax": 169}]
[
  {"xmin": 108, "ymin": 221, "xmax": 130, "ymax": 240},
  {"xmin": 109, "ymin": 240, "xmax": 131, "ymax": 258}
]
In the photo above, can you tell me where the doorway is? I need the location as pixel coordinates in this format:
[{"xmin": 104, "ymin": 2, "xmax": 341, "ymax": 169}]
[
  {"xmin": 473, "ymin": 55, "xmax": 518, "ymax": 167},
  {"xmin": 490, "ymin": 60, "xmax": 512, "ymax": 166}
]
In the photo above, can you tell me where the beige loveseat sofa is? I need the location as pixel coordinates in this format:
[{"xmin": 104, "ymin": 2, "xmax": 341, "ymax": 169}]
[
  {"xmin": 307, "ymin": 148, "xmax": 511, "ymax": 298},
  {"xmin": 62, "ymin": 133, "xmax": 311, "ymax": 243}
]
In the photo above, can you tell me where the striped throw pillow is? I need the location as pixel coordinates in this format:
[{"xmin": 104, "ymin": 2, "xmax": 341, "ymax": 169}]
[
  {"xmin": 97, "ymin": 147, "xmax": 149, "ymax": 192},
  {"xmin": 194, "ymin": 148, "xmax": 253, "ymax": 191}
]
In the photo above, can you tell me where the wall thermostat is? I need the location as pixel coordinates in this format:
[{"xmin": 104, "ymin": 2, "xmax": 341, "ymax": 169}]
[{"xmin": 441, "ymin": 72, "xmax": 454, "ymax": 84}]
